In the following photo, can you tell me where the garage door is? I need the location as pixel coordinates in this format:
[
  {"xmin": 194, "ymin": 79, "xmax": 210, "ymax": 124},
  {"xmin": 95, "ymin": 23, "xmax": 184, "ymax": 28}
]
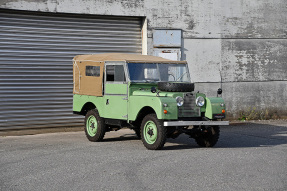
[{"xmin": 0, "ymin": 9, "xmax": 142, "ymax": 130}]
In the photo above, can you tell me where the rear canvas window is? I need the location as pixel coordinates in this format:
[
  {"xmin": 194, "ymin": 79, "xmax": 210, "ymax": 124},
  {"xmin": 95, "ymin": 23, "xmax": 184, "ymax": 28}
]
[{"xmin": 86, "ymin": 66, "xmax": 100, "ymax": 77}]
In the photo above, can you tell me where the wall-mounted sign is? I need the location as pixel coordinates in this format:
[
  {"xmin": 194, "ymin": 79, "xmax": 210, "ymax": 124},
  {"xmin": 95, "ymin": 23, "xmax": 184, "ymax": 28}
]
[{"xmin": 153, "ymin": 29, "xmax": 182, "ymax": 48}]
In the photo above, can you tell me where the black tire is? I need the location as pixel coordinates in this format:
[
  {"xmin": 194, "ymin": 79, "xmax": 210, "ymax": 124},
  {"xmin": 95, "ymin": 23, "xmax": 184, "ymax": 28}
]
[
  {"xmin": 195, "ymin": 126, "xmax": 220, "ymax": 147},
  {"xmin": 84, "ymin": 109, "xmax": 106, "ymax": 142},
  {"xmin": 134, "ymin": 129, "xmax": 141, "ymax": 139},
  {"xmin": 158, "ymin": 82, "xmax": 194, "ymax": 92},
  {"xmin": 140, "ymin": 114, "xmax": 167, "ymax": 150}
]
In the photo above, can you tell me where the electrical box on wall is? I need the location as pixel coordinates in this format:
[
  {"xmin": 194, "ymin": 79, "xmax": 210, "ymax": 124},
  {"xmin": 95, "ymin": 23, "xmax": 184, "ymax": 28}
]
[{"xmin": 153, "ymin": 29, "xmax": 182, "ymax": 61}]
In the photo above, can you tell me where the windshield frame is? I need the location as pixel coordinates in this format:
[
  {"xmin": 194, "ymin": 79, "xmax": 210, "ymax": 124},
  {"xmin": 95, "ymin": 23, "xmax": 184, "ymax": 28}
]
[{"xmin": 126, "ymin": 62, "xmax": 191, "ymax": 83}]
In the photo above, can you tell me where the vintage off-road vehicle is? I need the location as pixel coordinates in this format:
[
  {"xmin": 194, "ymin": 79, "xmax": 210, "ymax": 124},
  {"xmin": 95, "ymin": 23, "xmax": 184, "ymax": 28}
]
[{"xmin": 73, "ymin": 53, "xmax": 229, "ymax": 150}]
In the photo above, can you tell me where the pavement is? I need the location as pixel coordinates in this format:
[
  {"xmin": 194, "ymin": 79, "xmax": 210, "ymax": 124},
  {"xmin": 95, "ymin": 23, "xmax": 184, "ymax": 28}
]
[{"xmin": 0, "ymin": 120, "xmax": 286, "ymax": 191}]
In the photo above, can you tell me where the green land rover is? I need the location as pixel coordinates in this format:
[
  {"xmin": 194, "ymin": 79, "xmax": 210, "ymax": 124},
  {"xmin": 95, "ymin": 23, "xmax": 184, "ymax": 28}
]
[{"xmin": 73, "ymin": 53, "xmax": 229, "ymax": 150}]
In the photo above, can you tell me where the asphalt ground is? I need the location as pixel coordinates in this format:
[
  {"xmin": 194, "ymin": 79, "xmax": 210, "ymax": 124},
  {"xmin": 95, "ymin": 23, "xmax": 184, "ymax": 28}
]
[{"xmin": 0, "ymin": 120, "xmax": 286, "ymax": 191}]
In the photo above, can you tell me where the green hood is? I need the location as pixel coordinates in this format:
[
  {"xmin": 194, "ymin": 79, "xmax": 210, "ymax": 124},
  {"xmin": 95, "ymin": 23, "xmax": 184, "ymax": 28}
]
[{"xmin": 132, "ymin": 90, "xmax": 183, "ymax": 98}]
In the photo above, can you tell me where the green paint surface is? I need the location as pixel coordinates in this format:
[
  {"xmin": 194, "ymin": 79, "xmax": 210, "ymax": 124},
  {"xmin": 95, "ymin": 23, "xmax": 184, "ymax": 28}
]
[
  {"xmin": 205, "ymin": 97, "xmax": 225, "ymax": 119},
  {"xmin": 128, "ymin": 95, "xmax": 178, "ymax": 120},
  {"xmin": 73, "ymin": 82, "xmax": 226, "ymax": 122},
  {"xmin": 73, "ymin": 94, "xmax": 105, "ymax": 116},
  {"xmin": 105, "ymin": 83, "xmax": 127, "ymax": 95},
  {"xmin": 143, "ymin": 120, "xmax": 158, "ymax": 144},
  {"xmin": 103, "ymin": 95, "xmax": 128, "ymax": 119},
  {"xmin": 86, "ymin": 115, "xmax": 98, "ymax": 136}
]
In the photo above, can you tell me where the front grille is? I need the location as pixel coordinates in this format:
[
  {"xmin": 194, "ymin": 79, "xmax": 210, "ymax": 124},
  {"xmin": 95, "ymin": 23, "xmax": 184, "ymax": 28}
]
[{"xmin": 178, "ymin": 93, "xmax": 200, "ymax": 117}]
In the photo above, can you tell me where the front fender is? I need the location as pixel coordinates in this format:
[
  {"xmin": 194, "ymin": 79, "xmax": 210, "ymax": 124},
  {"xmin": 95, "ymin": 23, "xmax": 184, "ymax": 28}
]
[
  {"xmin": 205, "ymin": 97, "xmax": 226, "ymax": 119},
  {"xmin": 128, "ymin": 96, "xmax": 178, "ymax": 121}
]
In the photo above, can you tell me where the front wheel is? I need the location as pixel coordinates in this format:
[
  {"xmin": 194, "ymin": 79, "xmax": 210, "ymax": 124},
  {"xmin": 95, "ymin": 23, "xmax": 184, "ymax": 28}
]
[
  {"xmin": 140, "ymin": 114, "xmax": 167, "ymax": 150},
  {"xmin": 84, "ymin": 109, "xmax": 106, "ymax": 142},
  {"xmin": 195, "ymin": 126, "xmax": 220, "ymax": 147}
]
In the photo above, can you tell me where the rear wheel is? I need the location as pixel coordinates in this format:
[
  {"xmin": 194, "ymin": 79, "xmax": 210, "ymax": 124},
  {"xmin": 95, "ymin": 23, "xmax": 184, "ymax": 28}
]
[
  {"xmin": 141, "ymin": 114, "xmax": 167, "ymax": 150},
  {"xmin": 84, "ymin": 109, "xmax": 106, "ymax": 142},
  {"xmin": 195, "ymin": 126, "xmax": 220, "ymax": 147}
]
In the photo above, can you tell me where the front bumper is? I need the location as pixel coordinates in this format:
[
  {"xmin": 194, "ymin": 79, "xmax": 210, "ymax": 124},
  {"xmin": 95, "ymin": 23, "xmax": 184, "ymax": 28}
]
[{"xmin": 163, "ymin": 121, "xmax": 229, "ymax": 126}]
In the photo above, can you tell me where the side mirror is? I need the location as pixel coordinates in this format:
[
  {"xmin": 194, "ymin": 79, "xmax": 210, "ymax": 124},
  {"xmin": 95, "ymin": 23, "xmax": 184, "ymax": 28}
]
[
  {"xmin": 217, "ymin": 88, "xmax": 222, "ymax": 95},
  {"xmin": 151, "ymin": 87, "xmax": 157, "ymax": 93}
]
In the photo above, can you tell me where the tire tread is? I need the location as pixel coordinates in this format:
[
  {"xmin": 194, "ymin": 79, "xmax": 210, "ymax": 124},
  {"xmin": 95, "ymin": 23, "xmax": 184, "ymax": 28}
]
[
  {"xmin": 84, "ymin": 109, "xmax": 106, "ymax": 142},
  {"xmin": 140, "ymin": 114, "xmax": 167, "ymax": 150}
]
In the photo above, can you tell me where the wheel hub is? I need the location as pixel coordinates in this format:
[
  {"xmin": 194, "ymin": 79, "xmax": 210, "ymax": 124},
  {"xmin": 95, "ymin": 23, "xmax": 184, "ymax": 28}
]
[
  {"xmin": 143, "ymin": 120, "xmax": 158, "ymax": 145},
  {"xmin": 86, "ymin": 115, "xmax": 98, "ymax": 137},
  {"xmin": 147, "ymin": 128, "xmax": 154, "ymax": 137},
  {"xmin": 91, "ymin": 122, "xmax": 95, "ymax": 129}
]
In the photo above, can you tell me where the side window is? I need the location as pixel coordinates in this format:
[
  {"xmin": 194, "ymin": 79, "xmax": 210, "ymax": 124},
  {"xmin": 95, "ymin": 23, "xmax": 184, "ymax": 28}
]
[
  {"xmin": 86, "ymin": 66, "xmax": 100, "ymax": 77},
  {"xmin": 106, "ymin": 65, "xmax": 126, "ymax": 82}
]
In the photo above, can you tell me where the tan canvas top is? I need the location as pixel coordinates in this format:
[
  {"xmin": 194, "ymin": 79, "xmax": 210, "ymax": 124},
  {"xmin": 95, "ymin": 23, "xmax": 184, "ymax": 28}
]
[{"xmin": 73, "ymin": 53, "xmax": 187, "ymax": 63}]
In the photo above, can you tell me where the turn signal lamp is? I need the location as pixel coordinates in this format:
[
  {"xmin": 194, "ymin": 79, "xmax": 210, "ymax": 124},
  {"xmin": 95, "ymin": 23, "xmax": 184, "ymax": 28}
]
[
  {"xmin": 222, "ymin": 109, "xmax": 226, "ymax": 113},
  {"xmin": 164, "ymin": 110, "xmax": 168, "ymax": 114}
]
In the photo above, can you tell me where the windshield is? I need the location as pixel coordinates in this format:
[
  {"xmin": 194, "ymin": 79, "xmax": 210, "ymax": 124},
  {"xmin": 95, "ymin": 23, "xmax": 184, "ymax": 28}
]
[{"xmin": 127, "ymin": 63, "xmax": 190, "ymax": 82}]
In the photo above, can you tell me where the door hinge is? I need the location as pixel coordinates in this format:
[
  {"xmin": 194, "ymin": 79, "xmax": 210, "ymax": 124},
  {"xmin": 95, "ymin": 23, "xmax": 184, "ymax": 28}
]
[
  {"xmin": 122, "ymin": 97, "xmax": 128, "ymax": 100},
  {"xmin": 122, "ymin": 115, "xmax": 128, "ymax": 118}
]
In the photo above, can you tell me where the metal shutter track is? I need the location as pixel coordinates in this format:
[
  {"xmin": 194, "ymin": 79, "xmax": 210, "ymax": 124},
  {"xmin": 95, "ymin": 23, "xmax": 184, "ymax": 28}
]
[{"xmin": 0, "ymin": 10, "xmax": 142, "ymax": 130}]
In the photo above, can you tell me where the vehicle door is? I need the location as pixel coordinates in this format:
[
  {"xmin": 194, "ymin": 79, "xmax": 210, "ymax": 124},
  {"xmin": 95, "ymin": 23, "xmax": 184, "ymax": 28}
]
[{"xmin": 103, "ymin": 62, "xmax": 128, "ymax": 120}]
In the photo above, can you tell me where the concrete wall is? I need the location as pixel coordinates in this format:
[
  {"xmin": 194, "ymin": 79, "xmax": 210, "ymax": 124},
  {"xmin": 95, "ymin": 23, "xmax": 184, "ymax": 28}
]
[{"xmin": 1, "ymin": 0, "xmax": 287, "ymax": 119}]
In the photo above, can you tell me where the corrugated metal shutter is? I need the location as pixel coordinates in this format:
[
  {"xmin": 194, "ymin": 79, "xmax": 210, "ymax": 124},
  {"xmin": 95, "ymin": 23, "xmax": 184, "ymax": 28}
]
[{"xmin": 0, "ymin": 9, "xmax": 142, "ymax": 130}]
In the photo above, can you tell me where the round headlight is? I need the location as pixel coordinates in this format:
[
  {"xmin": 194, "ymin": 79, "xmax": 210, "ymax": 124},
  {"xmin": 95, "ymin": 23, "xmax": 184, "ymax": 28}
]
[
  {"xmin": 196, "ymin": 96, "xmax": 205, "ymax": 107},
  {"xmin": 176, "ymin": 96, "xmax": 184, "ymax": 107}
]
